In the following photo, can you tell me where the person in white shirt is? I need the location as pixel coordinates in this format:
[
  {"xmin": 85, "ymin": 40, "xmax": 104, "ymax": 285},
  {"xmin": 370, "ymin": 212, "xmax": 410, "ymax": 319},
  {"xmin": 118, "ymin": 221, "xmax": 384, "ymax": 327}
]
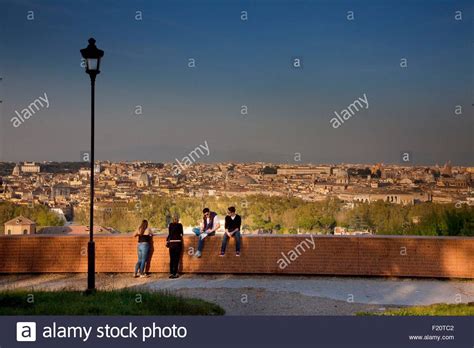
[{"xmin": 192, "ymin": 208, "xmax": 220, "ymax": 258}]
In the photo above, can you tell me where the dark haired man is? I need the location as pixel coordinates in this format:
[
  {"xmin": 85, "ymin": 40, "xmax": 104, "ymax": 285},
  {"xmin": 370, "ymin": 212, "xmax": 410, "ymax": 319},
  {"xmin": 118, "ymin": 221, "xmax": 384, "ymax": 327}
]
[
  {"xmin": 220, "ymin": 206, "xmax": 241, "ymax": 256},
  {"xmin": 192, "ymin": 207, "xmax": 220, "ymax": 258}
]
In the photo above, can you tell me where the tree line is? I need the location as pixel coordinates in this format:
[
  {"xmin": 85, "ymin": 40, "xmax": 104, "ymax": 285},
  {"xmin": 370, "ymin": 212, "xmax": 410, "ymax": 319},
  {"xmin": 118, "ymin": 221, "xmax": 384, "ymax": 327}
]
[
  {"xmin": 0, "ymin": 201, "xmax": 64, "ymax": 233},
  {"xmin": 73, "ymin": 195, "xmax": 474, "ymax": 236}
]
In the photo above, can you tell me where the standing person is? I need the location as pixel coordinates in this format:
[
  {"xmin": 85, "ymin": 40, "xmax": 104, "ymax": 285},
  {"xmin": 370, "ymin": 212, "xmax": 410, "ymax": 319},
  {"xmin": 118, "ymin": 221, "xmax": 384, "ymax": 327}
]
[
  {"xmin": 133, "ymin": 219, "xmax": 153, "ymax": 278},
  {"xmin": 220, "ymin": 206, "xmax": 242, "ymax": 256},
  {"xmin": 192, "ymin": 208, "xmax": 220, "ymax": 258},
  {"xmin": 167, "ymin": 214, "xmax": 183, "ymax": 279}
]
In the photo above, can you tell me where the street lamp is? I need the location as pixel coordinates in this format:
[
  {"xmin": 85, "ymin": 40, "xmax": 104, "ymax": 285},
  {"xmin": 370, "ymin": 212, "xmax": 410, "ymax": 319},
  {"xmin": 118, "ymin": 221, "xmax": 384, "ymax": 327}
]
[{"xmin": 80, "ymin": 38, "xmax": 104, "ymax": 292}]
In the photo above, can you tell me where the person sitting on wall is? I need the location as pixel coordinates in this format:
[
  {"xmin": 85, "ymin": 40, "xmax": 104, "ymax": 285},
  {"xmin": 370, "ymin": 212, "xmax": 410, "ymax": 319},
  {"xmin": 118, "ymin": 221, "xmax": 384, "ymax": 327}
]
[
  {"xmin": 220, "ymin": 206, "xmax": 241, "ymax": 257},
  {"xmin": 192, "ymin": 207, "xmax": 220, "ymax": 258}
]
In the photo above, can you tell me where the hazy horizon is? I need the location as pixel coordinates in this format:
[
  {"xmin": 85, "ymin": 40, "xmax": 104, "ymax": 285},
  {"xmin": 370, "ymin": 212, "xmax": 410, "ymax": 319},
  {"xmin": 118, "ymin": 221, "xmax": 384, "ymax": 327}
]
[{"xmin": 0, "ymin": 159, "xmax": 471, "ymax": 168}]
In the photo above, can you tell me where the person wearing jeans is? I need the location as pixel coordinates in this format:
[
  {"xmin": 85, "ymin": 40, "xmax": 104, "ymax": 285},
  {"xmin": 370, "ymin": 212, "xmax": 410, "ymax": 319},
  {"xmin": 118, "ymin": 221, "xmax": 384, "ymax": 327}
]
[
  {"xmin": 133, "ymin": 219, "xmax": 153, "ymax": 278},
  {"xmin": 220, "ymin": 206, "xmax": 241, "ymax": 256},
  {"xmin": 193, "ymin": 207, "xmax": 220, "ymax": 258}
]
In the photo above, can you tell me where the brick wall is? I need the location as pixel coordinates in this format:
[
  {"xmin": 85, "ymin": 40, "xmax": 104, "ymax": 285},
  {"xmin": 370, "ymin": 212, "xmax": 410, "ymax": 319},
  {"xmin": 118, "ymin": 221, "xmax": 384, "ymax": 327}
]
[{"xmin": 0, "ymin": 234, "xmax": 472, "ymax": 278}]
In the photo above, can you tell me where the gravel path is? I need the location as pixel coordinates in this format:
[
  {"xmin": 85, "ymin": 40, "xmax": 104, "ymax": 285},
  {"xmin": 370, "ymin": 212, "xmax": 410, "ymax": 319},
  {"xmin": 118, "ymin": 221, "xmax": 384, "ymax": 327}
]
[
  {"xmin": 1, "ymin": 274, "xmax": 472, "ymax": 315},
  {"xmin": 143, "ymin": 274, "xmax": 474, "ymax": 306},
  {"xmin": 161, "ymin": 287, "xmax": 390, "ymax": 315}
]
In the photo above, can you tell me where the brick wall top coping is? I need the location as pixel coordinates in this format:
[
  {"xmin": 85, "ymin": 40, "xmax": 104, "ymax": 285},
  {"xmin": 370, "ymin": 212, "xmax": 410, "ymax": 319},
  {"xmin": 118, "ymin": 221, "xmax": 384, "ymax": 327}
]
[{"xmin": 1, "ymin": 234, "xmax": 472, "ymax": 241}]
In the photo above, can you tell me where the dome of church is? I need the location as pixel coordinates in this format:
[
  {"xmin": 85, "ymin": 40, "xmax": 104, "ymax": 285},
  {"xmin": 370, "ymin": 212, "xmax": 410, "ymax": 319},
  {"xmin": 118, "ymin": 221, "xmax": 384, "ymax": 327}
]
[{"xmin": 12, "ymin": 164, "xmax": 20, "ymax": 176}]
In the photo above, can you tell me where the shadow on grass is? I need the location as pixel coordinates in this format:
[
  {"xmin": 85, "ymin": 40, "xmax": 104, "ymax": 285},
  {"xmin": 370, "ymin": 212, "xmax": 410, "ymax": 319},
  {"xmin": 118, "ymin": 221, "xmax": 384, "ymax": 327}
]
[{"xmin": 0, "ymin": 289, "xmax": 225, "ymax": 316}]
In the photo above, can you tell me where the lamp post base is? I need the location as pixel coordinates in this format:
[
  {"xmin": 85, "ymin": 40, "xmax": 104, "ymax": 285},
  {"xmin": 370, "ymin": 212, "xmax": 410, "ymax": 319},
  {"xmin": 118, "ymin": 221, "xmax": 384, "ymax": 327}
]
[{"xmin": 87, "ymin": 241, "xmax": 96, "ymax": 293}]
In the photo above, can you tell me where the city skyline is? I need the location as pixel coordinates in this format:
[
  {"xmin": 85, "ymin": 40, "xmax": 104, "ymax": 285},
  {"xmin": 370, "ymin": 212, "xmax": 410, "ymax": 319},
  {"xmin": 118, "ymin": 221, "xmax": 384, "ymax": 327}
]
[
  {"xmin": 2, "ymin": 159, "xmax": 472, "ymax": 234},
  {"xmin": 1, "ymin": 159, "xmax": 472, "ymax": 167},
  {"xmin": 0, "ymin": 0, "xmax": 473, "ymax": 165}
]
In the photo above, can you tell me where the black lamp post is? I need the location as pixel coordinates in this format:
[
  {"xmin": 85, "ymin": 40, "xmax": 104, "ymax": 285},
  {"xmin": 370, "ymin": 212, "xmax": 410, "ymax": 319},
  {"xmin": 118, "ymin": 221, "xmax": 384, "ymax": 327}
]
[{"xmin": 80, "ymin": 38, "xmax": 104, "ymax": 292}]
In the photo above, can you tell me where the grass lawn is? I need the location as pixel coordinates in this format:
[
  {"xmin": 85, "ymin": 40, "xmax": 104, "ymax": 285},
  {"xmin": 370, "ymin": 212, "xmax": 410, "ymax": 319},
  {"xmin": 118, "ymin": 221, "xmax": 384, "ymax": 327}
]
[
  {"xmin": 0, "ymin": 290, "xmax": 225, "ymax": 315},
  {"xmin": 358, "ymin": 303, "xmax": 474, "ymax": 316}
]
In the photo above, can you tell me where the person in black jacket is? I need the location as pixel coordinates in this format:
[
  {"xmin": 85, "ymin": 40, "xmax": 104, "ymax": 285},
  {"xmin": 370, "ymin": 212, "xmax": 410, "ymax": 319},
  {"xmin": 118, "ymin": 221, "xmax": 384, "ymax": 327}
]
[
  {"xmin": 167, "ymin": 214, "xmax": 183, "ymax": 279},
  {"xmin": 220, "ymin": 206, "xmax": 242, "ymax": 256}
]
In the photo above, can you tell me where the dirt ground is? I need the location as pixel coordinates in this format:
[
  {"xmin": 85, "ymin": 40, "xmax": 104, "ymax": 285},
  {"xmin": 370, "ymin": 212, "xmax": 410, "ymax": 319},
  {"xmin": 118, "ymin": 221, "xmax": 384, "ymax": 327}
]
[{"xmin": 2, "ymin": 273, "xmax": 472, "ymax": 315}]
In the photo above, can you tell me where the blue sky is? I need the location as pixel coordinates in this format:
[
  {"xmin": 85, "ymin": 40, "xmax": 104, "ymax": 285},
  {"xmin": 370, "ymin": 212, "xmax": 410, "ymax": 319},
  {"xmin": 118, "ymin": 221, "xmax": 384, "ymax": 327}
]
[{"xmin": 0, "ymin": 0, "xmax": 472, "ymax": 165}]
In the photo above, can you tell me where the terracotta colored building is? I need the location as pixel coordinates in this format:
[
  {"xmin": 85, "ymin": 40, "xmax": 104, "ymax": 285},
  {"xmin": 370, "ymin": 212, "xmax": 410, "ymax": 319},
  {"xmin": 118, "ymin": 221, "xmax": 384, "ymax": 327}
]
[{"xmin": 4, "ymin": 216, "xmax": 36, "ymax": 235}]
